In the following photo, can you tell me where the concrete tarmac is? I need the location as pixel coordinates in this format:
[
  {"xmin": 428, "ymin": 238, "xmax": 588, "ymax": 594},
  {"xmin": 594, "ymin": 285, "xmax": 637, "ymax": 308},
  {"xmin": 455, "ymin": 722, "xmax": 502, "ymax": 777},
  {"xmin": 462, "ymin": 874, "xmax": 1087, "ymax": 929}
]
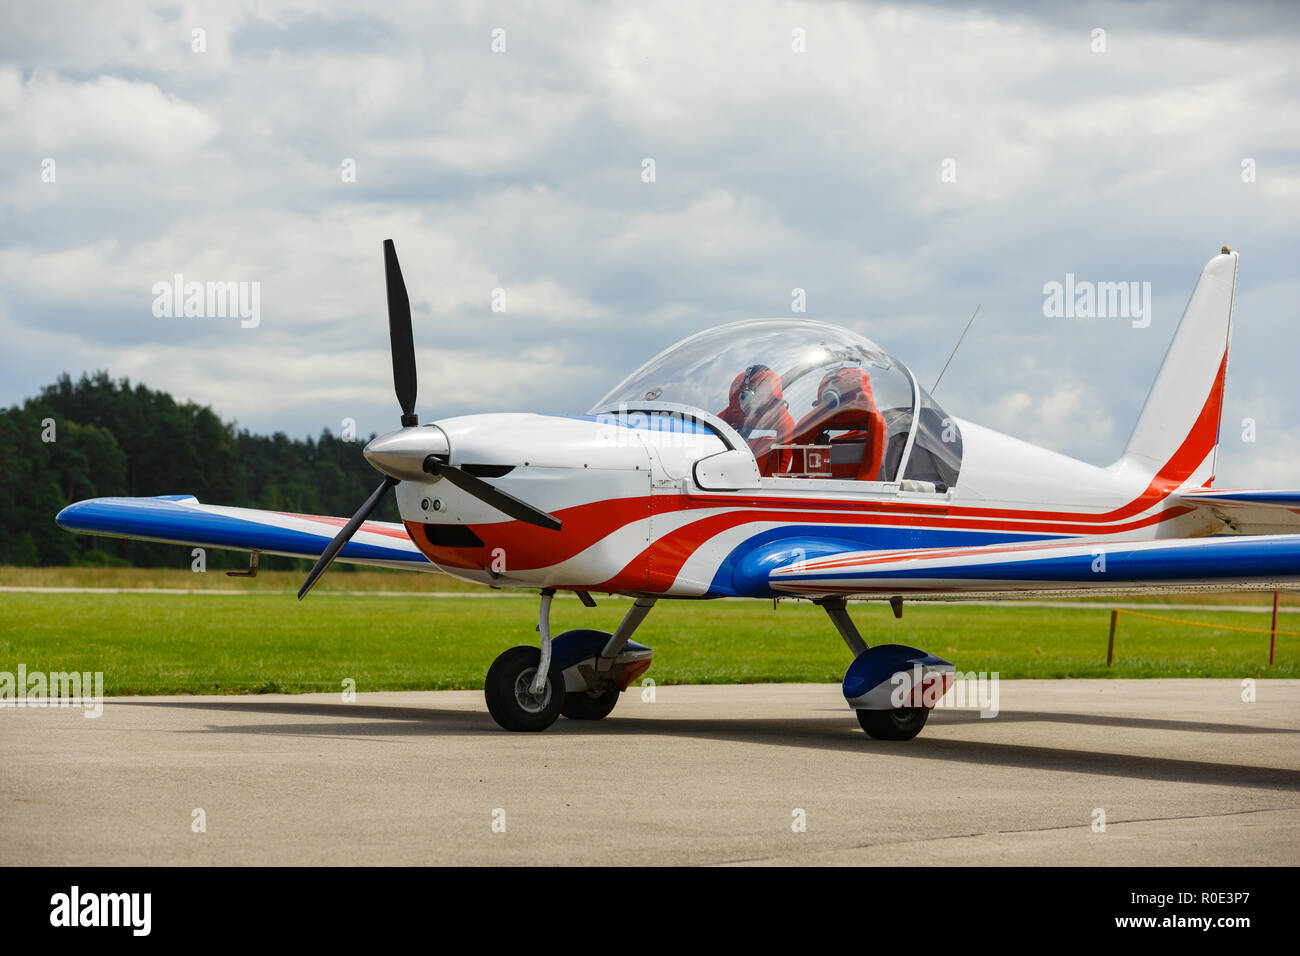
[{"xmin": 2, "ymin": 680, "xmax": 1298, "ymax": 866}]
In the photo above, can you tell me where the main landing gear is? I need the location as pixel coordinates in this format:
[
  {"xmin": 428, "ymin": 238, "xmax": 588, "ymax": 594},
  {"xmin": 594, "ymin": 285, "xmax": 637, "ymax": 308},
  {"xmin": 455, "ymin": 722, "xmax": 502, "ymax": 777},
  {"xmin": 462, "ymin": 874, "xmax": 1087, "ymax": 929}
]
[
  {"xmin": 483, "ymin": 591, "xmax": 950, "ymax": 740},
  {"xmin": 484, "ymin": 590, "xmax": 656, "ymax": 733},
  {"xmin": 817, "ymin": 597, "xmax": 955, "ymax": 741}
]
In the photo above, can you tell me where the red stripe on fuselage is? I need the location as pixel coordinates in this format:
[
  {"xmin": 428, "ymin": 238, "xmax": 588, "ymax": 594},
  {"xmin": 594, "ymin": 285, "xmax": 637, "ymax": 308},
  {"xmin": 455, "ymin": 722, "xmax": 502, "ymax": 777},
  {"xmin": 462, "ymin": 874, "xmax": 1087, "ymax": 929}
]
[{"xmin": 597, "ymin": 504, "xmax": 1194, "ymax": 591}]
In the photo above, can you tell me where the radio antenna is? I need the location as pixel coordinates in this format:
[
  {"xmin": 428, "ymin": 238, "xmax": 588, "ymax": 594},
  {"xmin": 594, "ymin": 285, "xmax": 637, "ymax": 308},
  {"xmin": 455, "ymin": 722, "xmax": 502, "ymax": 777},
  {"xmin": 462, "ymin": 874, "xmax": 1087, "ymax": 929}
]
[{"xmin": 930, "ymin": 303, "xmax": 980, "ymax": 396}]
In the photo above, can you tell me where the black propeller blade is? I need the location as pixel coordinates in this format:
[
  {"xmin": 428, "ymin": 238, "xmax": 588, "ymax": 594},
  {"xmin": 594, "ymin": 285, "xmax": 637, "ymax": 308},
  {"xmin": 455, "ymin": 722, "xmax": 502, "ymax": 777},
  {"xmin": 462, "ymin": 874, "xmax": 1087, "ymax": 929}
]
[
  {"xmin": 424, "ymin": 457, "xmax": 563, "ymax": 531},
  {"xmin": 384, "ymin": 239, "xmax": 418, "ymax": 427},
  {"xmin": 297, "ymin": 476, "xmax": 398, "ymax": 601},
  {"xmin": 298, "ymin": 239, "xmax": 561, "ymax": 601}
]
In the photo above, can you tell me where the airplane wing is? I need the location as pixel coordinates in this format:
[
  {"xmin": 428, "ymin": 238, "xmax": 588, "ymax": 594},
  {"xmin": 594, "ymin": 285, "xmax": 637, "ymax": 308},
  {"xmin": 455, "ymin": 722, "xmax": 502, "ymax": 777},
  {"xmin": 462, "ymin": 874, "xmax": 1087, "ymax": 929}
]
[
  {"xmin": 1171, "ymin": 488, "xmax": 1300, "ymax": 534},
  {"xmin": 55, "ymin": 495, "xmax": 434, "ymax": 571},
  {"xmin": 753, "ymin": 533, "xmax": 1300, "ymax": 600}
]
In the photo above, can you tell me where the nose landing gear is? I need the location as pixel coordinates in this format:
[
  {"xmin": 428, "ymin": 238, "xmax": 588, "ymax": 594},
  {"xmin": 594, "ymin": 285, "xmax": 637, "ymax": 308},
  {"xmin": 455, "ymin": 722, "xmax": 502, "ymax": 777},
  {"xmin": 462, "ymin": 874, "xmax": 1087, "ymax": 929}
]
[
  {"xmin": 483, "ymin": 593, "xmax": 657, "ymax": 732},
  {"xmin": 483, "ymin": 645, "xmax": 566, "ymax": 732}
]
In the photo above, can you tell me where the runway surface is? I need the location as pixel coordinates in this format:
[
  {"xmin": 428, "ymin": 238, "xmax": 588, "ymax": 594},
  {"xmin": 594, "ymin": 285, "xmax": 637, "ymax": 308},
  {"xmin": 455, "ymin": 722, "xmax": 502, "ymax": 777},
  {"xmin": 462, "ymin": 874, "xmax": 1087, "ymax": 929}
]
[{"xmin": 3, "ymin": 680, "xmax": 1298, "ymax": 866}]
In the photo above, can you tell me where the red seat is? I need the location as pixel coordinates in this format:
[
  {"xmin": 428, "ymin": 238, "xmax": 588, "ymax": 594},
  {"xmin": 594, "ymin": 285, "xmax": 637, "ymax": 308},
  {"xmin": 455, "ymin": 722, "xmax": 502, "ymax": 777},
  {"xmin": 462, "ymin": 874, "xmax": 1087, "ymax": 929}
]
[
  {"xmin": 718, "ymin": 366, "xmax": 796, "ymax": 476},
  {"xmin": 746, "ymin": 425, "xmax": 795, "ymax": 476},
  {"xmin": 790, "ymin": 368, "xmax": 886, "ymax": 481}
]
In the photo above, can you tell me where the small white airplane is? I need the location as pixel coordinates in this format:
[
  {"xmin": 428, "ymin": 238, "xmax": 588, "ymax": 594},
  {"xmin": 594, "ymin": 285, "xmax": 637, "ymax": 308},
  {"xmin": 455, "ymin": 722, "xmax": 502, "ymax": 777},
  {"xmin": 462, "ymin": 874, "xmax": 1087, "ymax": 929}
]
[{"xmin": 58, "ymin": 242, "xmax": 1300, "ymax": 739}]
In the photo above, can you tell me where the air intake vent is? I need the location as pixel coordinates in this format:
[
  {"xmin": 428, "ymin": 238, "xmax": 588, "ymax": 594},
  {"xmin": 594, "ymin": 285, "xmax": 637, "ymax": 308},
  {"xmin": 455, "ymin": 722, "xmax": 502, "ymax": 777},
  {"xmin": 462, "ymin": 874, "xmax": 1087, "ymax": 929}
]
[
  {"xmin": 461, "ymin": 464, "xmax": 515, "ymax": 478},
  {"xmin": 423, "ymin": 524, "xmax": 485, "ymax": 547}
]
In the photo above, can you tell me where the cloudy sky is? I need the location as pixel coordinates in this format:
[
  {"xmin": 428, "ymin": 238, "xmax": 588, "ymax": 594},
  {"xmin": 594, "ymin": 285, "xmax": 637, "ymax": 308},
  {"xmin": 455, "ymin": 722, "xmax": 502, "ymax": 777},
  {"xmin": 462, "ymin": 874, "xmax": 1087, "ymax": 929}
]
[{"xmin": 3, "ymin": 0, "xmax": 1298, "ymax": 484}]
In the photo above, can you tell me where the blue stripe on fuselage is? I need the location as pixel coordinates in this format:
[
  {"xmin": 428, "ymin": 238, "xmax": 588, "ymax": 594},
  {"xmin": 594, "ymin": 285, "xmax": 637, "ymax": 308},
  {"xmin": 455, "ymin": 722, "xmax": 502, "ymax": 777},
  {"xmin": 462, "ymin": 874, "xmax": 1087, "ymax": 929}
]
[
  {"xmin": 713, "ymin": 524, "xmax": 1058, "ymax": 597},
  {"xmin": 772, "ymin": 535, "xmax": 1300, "ymax": 585}
]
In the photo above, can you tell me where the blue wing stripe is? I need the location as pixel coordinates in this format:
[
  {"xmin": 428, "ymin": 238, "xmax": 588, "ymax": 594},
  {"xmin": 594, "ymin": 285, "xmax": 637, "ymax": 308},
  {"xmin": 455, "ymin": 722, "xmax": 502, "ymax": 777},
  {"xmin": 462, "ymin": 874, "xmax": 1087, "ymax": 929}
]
[{"xmin": 55, "ymin": 496, "xmax": 429, "ymax": 566}]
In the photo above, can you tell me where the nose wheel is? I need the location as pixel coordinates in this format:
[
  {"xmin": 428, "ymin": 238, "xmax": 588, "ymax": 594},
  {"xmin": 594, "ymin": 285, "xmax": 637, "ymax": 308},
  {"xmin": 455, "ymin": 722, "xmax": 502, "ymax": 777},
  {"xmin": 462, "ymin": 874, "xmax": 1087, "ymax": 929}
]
[{"xmin": 484, "ymin": 646, "xmax": 565, "ymax": 732}]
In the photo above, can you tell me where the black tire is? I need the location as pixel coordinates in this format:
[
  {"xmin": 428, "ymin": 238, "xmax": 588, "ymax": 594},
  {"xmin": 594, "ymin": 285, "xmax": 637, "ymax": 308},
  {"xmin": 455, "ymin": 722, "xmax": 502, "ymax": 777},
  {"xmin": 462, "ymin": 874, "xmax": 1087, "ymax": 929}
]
[
  {"xmin": 561, "ymin": 689, "xmax": 620, "ymax": 721},
  {"xmin": 856, "ymin": 707, "xmax": 930, "ymax": 741},
  {"xmin": 484, "ymin": 646, "xmax": 564, "ymax": 732}
]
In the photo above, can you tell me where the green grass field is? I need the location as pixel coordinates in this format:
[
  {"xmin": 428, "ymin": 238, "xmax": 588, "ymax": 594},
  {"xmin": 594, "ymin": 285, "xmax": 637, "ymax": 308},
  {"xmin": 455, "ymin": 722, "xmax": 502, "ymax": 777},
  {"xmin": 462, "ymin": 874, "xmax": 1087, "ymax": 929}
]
[
  {"xmin": 2, "ymin": 564, "xmax": 1295, "ymax": 604},
  {"xmin": 1, "ymin": 566, "xmax": 1293, "ymax": 694}
]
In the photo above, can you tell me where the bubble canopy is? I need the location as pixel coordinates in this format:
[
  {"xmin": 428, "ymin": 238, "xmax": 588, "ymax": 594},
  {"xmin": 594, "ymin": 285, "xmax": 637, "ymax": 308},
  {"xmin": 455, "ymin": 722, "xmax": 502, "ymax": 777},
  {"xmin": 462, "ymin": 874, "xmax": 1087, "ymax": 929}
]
[{"xmin": 590, "ymin": 319, "xmax": 962, "ymax": 487}]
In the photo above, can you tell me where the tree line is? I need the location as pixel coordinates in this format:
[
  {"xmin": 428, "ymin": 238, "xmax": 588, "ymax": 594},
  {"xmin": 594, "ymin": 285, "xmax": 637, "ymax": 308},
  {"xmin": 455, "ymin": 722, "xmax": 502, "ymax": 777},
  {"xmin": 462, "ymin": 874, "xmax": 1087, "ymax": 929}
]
[{"xmin": 0, "ymin": 372, "xmax": 398, "ymax": 569}]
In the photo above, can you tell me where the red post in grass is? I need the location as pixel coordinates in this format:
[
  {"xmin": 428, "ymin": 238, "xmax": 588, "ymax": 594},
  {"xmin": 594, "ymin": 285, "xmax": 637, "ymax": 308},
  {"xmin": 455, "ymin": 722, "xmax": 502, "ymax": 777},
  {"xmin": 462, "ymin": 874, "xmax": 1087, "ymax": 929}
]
[{"xmin": 1270, "ymin": 590, "xmax": 1279, "ymax": 666}]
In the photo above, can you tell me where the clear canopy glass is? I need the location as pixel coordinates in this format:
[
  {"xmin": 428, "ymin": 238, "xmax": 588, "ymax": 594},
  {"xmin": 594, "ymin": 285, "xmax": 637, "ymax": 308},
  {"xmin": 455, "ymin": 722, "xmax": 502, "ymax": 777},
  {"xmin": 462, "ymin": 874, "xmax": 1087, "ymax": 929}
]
[{"xmin": 591, "ymin": 319, "xmax": 962, "ymax": 486}]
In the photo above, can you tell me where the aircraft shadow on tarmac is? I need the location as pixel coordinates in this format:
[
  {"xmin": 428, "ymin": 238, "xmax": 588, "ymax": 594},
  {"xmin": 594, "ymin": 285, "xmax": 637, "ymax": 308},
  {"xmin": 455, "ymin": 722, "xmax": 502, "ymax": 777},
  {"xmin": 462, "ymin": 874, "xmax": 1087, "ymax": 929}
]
[{"xmin": 115, "ymin": 698, "xmax": 1300, "ymax": 792}]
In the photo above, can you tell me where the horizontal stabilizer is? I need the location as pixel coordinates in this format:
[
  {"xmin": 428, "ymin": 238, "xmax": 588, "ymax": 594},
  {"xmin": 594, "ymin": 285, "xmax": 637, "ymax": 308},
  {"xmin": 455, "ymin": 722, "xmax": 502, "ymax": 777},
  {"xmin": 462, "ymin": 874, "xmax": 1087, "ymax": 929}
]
[
  {"xmin": 1175, "ymin": 488, "xmax": 1300, "ymax": 509},
  {"xmin": 1172, "ymin": 488, "xmax": 1300, "ymax": 535}
]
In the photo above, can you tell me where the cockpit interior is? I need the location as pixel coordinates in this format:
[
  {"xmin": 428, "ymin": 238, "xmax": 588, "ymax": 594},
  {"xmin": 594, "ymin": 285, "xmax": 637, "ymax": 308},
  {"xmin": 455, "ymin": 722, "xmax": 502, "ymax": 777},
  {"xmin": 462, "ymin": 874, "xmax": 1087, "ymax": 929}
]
[{"xmin": 591, "ymin": 319, "xmax": 963, "ymax": 491}]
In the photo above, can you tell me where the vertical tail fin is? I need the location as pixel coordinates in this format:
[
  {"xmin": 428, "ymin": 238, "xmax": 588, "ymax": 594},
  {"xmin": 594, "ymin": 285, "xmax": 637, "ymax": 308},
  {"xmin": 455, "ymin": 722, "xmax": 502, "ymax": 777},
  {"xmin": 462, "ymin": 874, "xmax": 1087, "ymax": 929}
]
[{"xmin": 1119, "ymin": 249, "xmax": 1238, "ymax": 487}]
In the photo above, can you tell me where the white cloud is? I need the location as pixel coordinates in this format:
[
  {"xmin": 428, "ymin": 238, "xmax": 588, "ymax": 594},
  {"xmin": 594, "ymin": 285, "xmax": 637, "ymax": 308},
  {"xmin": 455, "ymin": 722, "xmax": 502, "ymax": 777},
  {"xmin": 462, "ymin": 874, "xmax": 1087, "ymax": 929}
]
[
  {"xmin": 0, "ymin": 68, "xmax": 219, "ymax": 160},
  {"xmin": 981, "ymin": 383, "xmax": 1117, "ymax": 460},
  {"xmin": 1, "ymin": 0, "xmax": 1298, "ymax": 492}
]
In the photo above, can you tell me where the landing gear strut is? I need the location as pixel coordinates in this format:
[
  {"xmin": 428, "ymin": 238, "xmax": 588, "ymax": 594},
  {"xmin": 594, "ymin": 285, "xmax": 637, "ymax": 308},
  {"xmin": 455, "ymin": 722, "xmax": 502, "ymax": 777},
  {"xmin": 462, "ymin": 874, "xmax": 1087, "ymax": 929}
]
[{"xmin": 484, "ymin": 592, "xmax": 656, "ymax": 732}]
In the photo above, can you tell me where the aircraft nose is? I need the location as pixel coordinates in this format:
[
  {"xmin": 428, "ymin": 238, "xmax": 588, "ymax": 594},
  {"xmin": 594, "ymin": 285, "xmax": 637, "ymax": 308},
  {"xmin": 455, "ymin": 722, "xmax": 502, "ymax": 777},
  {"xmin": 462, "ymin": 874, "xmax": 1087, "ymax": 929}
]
[{"xmin": 363, "ymin": 425, "xmax": 449, "ymax": 481}]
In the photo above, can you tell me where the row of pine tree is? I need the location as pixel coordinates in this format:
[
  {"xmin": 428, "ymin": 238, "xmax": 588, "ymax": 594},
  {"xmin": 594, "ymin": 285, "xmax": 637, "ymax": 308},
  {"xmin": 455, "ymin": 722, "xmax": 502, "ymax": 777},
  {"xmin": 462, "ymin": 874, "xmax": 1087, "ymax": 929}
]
[{"xmin": 0, "ymin": 372, "xmax": 398, "ymax": 569}]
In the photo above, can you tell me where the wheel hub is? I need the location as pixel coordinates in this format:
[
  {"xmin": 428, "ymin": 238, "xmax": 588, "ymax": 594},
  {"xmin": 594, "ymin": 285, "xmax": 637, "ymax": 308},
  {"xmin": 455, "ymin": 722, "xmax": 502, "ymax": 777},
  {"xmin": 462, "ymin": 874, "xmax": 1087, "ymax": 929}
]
[{"xmin": 513, "ymin": 667, "xmax": 551, "ymax": 713}]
